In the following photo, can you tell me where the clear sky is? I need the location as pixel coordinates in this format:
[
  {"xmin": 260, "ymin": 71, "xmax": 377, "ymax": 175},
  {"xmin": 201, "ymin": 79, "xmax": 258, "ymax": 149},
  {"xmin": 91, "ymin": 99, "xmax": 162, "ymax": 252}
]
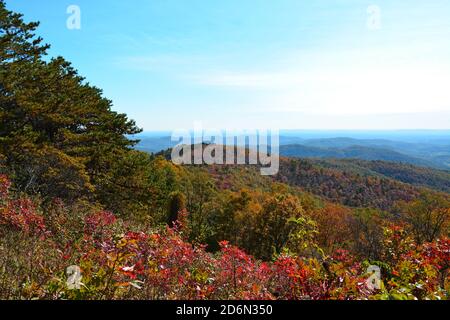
[{"xmin": 7, "ymin": 0, "xmax": 450, "ymax": 131}]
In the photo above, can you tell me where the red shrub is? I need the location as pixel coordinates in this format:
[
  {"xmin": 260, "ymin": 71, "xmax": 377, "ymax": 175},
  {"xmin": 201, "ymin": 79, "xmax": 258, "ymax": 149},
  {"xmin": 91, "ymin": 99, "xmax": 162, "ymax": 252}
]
[{"xmin": 0, "ymin": 176, "xmax": 46, "ymax": 235}]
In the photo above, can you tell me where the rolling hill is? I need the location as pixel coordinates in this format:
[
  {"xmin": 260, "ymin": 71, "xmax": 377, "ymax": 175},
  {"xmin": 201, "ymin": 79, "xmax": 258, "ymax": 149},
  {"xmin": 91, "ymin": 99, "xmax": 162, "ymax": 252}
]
[
  {"xmin": 137, "ymin": 134, "xmax": 450, "ymax": 170},
  {"xmin": 280, "ymin": 144, "xmax": 438, "ymax": 168}
]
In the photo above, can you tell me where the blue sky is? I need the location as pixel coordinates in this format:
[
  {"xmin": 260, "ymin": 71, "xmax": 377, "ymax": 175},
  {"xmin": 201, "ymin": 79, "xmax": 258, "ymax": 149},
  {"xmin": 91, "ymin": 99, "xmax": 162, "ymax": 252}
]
[{"xmin": 7, "ymin": 0, "xmax": 450, "ymax": 131}]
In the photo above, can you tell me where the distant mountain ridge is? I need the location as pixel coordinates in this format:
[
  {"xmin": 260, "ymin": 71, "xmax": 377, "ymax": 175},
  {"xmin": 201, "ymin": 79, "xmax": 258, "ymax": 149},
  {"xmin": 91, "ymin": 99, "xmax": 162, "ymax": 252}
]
[
  {"xmin": 280, "ymin": 144, "xmax": 438, "ymax": 168},
  {"xmin": 135, "ymin": 134, "xmax": 450, "ymax": 170}
]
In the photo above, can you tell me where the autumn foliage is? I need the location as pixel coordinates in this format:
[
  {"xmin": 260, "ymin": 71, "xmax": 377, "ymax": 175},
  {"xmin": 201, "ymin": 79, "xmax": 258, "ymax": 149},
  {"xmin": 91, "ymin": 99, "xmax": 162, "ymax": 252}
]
[
  {"xmin": 0, "ymin": 176, "xmax": 448, "ymax": 300},
  {"xmin": 0, "ymin": 1, "xmax": 449, "ymax": 301}
]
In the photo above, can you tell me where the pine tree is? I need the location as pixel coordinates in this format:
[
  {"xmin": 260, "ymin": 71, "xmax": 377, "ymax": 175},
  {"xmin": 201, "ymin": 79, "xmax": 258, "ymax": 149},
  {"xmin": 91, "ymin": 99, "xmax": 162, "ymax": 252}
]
[{"xmin": 0, "ymin": 1, "xmax": 144, "ymax": 207}]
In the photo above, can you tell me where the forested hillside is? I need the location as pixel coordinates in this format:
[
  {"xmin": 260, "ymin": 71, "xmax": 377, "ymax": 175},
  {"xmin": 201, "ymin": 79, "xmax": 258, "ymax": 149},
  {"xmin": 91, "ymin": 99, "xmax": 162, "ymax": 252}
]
[
  {"xmin": 138, "ymin": 135, "xmax": 450, "ymax": 169},
  {"xmin": 0, "ymin": 1, "xmax": 449, "ymax": 300},
  {"xmin": 313, "ymin": 159, "xmax": 450, "ymax": 193},
  {"xmin": 280, "ymin": 144, "xmax": 436, "ymax": 168},
  {"xmin": 279, "ymin": 137, "xmax": 450, "ymax": 169}
]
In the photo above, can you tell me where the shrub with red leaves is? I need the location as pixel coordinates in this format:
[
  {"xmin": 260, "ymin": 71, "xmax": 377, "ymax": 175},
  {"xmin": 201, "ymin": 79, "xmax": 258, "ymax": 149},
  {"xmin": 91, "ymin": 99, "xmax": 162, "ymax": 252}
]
[
  {"xmin": 0, "ymin": 176, "xmax": 46, "ymax": 235},
  {"xmin": 0, "ymin": 175, "xmax": 448, "ymax": 300},
  {"xmin": 0, "ymin": 174, "xmax": 11, "ymax": 197}
]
